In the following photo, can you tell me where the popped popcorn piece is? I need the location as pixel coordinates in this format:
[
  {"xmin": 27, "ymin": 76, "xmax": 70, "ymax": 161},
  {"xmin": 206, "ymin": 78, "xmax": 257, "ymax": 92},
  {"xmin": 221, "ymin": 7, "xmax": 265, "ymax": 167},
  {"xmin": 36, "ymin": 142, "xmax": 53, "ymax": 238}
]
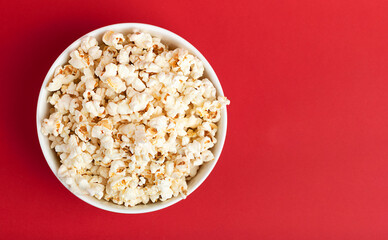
[
  {"xmin": 131, "ymin": 77, "xmax": 146, "ymax": 91},
  {"xmin": 69, "ymin": 49, "xmax": 93, "ymax": 69},
  {"xmin": 109, "ymin": 160, "xmax": 126, "ymax": 177},
  {"xmin": 129, "ymin": 31, "xmax": 153, "ymax": 49},
  {"xmin": 148, "ymin": 116, "xmax": 168, "ymax": 132},
  {"xmin": 84, "ymin": 101, "xmax": 104, "ymax": 117},
  {"xmin": 129, "ymin": 92, "xmax": 153, "ymax": 112},
  {"xmin": 103, "ymin": 31, "xmax": 125, "ymax": 50},
  {"xmin": 75, "ymin": 123, "xmax": 91, "ymax": 142},
  {"xmin": 47, "ymin": 65, "xmax": 80, "ymax": 91},
  {"xmin": 42, "ymin": 30, "xmax": 230, "ymax": 207},
  {"xmin": 101, "ymin": 63, "xmax": 118, "ymax": 79},
  {"xmin": 100, "ymin": 135, "xmax": 114, "ymax": 150},
  {"xmin": 105, "ymin": 77, "xmax": 126, "ymax": 93},
  {"xmin": 117, "ymin": 45, "xmax": 131, "ymax": 64},
  {"xmin": 80, "ymin": 36, "xmax": 98, "ymax": 53},
  {"xmin": 88, "ymin": 46, "xmax": 102, "ymax": 60},
  {"xmin": 41, "ymin": 112, "xmax": 63, "ymax": 137}
]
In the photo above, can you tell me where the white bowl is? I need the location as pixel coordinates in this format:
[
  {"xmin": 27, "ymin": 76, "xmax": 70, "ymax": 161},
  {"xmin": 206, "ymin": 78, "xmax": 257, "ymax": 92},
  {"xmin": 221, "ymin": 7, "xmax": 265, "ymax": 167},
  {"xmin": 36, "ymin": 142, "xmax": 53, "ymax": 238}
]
[{"xmin": 36, "ymin": 23, "xmax": 228, "ymax": 214}]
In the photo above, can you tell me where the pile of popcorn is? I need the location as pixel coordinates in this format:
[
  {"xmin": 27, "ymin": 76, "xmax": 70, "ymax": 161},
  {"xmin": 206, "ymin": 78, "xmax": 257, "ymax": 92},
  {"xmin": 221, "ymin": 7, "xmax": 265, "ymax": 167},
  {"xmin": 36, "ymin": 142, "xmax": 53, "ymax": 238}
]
[{"xmin": 41, "ymin": 30, "xmax": 229, "ymax": 207}]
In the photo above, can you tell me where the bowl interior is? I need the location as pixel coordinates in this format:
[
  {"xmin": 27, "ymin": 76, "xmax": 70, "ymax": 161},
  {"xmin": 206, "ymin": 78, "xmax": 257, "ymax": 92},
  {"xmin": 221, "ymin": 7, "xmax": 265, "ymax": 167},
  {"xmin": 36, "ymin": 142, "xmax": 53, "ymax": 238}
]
[{"xmin": 36, "ymin": 23, "xmax": 227, "ymax": 213}]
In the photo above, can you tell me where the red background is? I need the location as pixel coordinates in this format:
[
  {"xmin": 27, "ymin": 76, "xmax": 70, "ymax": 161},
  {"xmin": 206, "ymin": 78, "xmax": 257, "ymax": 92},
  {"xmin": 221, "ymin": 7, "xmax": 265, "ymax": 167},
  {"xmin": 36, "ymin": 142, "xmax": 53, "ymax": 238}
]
[{"xmin": 2, "ymin": 0, "xmax": 388, "ymax": 239}]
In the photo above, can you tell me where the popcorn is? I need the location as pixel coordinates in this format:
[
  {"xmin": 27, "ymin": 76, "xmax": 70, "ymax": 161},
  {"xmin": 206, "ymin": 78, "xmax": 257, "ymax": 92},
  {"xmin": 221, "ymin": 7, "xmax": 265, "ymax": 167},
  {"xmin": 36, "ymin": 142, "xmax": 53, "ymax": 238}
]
[
  {"xmin": 42, "ymin": 30, "xmax": 229, "ymax": 207},
  {"xmin": 201, "ymin": 150, "xmax": 214, "ymax": 162},
  {"xmin": 56, "ymin": 94, "xmax": 72, "ymax": 113},
  {"xmin": 101, "ymin": 63, "xmax": 117, "ymax": 79},
  {"xmin": 129, "ymin": 92, "xmax": 153, "ymax": 112},
  {"xmin": 81, "ymin": 36, "xmax": 98, "ymax": 53},
  {"xmin": 102, "ymin": 31, "xmax": 125, "ymax": 50},
  {"xmin": 75, "ymin": 123, "xmax": 91, "ymax": 142},
  {"xmin": 83, "ymin": 100, "xmax": 104, "ymax": 117},
  {"xmin": 106, "ymin": 102, "xmax": 118, "ymax": 115},
  {"xmin": 58, "ymin": 165, "xmax": 105, "ymax": 199},
  {"xmin": 145, "ymin": 62, "xmax": 161, "ymax": 73},
  {"xmin": 195, "ymin": 98, "xmax": 227, "ymax": 122},
  {"xmin": 41, "ymin": 112, "xmax": 63, "ymax": 137},
  {"xmin": 118, "ymin": 64, "xmax": 135, "ymax": 79},
  {"xmin": 109, "ymin": 160, "xmax": 126, "ymax": 177},
  {"xmin": 129, "ymin": 31, "xmax": 153, "ymax": 49},
  {"xmin": 47, "ymin": 65, "xmax": 80, "ymax": 91},
  {"xmin": 190, "ymin": 58, "xmax": 204, "ymax": 79},
  {"xmin": 131, "ymin": 77, "xmax": 146, "ymax": 91},
  {"xmin": 100, "ymin": 135, "xmax": 114, "ymax": 150},
  {"xmin": 148, "ymin": 116, "xmax": 168, "ymax": 132},
  {"xmin": 105, "ymin": 77, "xmax": 126, "ymax": 93},
  {"xmin": 88, "ymin": 46, "xmax": 102, "ymax": 60},
  {"xmin": 117, "ymin": 45, "xmax": 131, "ymax": 64},
  {"xmin": 69, "ymin": 49, "xmax": 93, "ymax": 69},
  {"xmin": 91, "ymin": 119, "xmax": 113, "ymax": 139}
]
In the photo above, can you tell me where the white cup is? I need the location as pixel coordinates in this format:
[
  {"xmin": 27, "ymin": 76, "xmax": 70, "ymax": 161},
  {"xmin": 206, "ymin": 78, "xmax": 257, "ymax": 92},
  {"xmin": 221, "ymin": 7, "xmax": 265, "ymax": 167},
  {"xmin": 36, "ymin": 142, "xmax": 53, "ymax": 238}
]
[{"xmin": 36, "ymin": 23, "xmax": 228, "ymax": 213}]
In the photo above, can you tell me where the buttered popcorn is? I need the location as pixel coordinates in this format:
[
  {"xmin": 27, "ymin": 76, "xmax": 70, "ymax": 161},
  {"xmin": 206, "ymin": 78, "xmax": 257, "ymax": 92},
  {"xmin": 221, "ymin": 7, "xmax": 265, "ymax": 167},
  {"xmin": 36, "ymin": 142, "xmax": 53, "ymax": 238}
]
[{"xmin": 42, "ymin": 30, "xmax": 229, "ymax": 207}]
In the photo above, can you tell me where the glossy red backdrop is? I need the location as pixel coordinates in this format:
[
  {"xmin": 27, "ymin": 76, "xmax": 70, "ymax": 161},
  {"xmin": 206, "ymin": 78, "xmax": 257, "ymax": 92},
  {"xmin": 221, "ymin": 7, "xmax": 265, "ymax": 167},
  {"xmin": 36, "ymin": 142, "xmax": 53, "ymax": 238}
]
[{"xmin": 2, "ymin": 0, "xmax": 388, "ymax": 239}]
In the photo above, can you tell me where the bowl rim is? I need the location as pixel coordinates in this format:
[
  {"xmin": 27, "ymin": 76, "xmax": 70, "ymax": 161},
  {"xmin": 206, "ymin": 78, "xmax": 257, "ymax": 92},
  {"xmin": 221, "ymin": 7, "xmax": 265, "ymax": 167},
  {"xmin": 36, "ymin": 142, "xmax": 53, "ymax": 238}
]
[{"xmin": 36, "ymin": 22, "xmax": 228, "ymax": 214}]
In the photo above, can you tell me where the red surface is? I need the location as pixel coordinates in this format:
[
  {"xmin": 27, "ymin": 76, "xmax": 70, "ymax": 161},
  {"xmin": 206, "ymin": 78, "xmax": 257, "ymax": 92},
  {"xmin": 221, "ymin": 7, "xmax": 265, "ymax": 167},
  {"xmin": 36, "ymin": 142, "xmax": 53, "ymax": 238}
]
[{"xmin": 2, "ymin": 0, "xmax": 388, "ymax": 239}]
